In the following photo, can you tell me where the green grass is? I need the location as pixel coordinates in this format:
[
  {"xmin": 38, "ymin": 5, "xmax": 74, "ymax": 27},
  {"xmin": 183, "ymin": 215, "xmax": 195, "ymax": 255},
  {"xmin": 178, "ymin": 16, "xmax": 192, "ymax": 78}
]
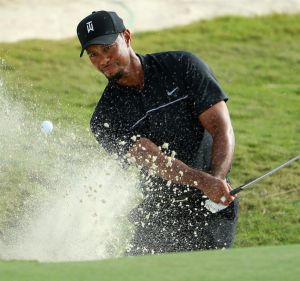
[
  {"xmin": 0, "ymin": 13, "xmax": 300, "ymax": 251},
  {"xmin": 0, "ymin": 245, "xmax": 299, "ymax": 281}
]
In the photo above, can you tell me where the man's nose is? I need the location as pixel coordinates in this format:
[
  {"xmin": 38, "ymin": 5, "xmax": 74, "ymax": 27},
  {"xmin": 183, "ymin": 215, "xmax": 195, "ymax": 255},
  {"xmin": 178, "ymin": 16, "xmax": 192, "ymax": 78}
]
[{"xmin": 95, "ymin": 54, "xmax": 110, "ymax": 67}]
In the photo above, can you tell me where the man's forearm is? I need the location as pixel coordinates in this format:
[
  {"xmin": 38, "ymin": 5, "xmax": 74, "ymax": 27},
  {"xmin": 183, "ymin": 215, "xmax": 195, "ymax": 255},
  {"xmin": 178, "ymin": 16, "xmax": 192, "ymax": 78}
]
[
  {"xmin": 210, "ymin": 126, "xmax": 235, "ymax": 179},
  {"xmin": 128, "ymin": 137, "xmax": 211, "ymax": 190},
  {"xmin": 127, "ymin": 137, "xmax": 235, "ymax": 203}
]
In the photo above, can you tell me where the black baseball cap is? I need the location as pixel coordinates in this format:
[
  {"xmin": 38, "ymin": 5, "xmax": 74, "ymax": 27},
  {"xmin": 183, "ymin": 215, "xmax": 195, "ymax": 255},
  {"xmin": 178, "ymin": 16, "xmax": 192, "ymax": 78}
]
[{"xmin": 77, "ymin": 11, "xmax": 125, "ymax": 57}]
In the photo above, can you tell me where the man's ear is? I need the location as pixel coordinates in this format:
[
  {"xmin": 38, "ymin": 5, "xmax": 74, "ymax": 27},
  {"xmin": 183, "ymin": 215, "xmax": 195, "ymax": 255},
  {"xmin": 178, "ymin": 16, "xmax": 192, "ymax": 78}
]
[{"xmin": 123, "ymin": 29, "xmax": 132, "ymax": 46}]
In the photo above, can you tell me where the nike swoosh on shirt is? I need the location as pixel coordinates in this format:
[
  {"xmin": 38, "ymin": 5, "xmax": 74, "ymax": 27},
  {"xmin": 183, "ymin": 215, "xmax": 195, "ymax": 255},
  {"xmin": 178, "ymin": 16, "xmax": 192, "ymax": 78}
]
[{"xmin": 167, "ymin": 87, "xmax": 179, "ymax": 96}]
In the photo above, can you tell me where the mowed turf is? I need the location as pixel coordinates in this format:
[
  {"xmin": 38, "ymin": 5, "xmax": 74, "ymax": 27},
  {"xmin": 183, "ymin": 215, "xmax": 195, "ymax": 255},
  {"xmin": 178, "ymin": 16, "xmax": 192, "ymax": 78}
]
[{"xmin": 0, "ymin": 245, "xmax": 299, "ymax": 281}]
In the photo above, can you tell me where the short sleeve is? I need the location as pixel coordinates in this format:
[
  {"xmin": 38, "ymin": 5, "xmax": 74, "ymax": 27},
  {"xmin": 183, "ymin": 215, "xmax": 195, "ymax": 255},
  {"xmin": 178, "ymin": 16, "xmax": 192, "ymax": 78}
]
[{"xmin": 183, "ymin": 53, "xmax": 228, "ymax": 117}]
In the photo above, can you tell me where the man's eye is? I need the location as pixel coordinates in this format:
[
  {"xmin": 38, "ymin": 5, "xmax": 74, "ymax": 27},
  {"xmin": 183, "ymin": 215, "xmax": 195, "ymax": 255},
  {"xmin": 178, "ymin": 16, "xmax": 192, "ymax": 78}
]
[
  {"xmin": 103, "ymin": 45, "xmax": 112, "ymax": 52},
  {"xmin": 88, "ymin": 53, "xmax": 95, "ymax": 58}
]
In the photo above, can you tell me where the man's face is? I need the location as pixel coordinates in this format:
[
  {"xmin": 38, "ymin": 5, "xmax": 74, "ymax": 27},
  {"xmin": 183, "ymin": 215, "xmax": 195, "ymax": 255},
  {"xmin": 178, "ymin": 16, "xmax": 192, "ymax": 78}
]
[{"xmin": 86, "ymin": 33, "xmax": 130, "ymax": 81}]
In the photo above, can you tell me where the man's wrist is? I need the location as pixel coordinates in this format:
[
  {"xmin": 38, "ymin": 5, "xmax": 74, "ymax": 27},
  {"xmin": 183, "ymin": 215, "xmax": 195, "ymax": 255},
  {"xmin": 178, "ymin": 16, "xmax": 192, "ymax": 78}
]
[{"xmin": 183, "ymin": 168, "xmax": 212, "ymax": 192}]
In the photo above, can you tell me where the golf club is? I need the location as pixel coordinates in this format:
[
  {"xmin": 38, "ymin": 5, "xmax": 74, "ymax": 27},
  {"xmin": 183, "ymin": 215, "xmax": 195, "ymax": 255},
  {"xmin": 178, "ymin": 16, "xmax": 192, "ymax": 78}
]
[{"xmin": 205, "ymin": 154, "xmax": 300, "ymax": 213}]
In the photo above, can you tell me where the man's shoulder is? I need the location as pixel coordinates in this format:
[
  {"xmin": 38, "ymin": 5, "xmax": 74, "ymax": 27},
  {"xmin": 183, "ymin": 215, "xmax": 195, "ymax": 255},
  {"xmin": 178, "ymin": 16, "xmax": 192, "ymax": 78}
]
[
  {"xmin": 145, "ymin": 50, "xmax": 195, "ymax": 61},
  {"xmin": 98, "ymin": 83, "xmax": 118, "ymax": 103},
  {"xmin": 90, "ymin": 84, "xmax": 115, "ymax": 119},
  {"xmin": 143, "ymin": 51, "xmax": 206, "ymax": 70}
]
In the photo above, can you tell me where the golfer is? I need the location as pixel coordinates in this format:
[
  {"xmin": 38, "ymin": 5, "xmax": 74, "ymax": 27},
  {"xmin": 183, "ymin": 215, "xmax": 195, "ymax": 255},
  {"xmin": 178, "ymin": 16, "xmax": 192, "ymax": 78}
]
[{"xmin": 77, "ymin": 10, "xmax": 239, "ymax": 255}]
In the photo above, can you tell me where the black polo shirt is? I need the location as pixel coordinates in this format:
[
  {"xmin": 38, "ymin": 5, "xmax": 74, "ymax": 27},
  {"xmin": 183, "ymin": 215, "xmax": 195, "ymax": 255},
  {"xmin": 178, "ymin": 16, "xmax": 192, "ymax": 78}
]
[
  {"xmin": 91, "ymin": 51, "xmax": 228, "ymax": 212},
  {"xmin": 91, "ymin": 51, "xmax": 227, "ymax": 162}
]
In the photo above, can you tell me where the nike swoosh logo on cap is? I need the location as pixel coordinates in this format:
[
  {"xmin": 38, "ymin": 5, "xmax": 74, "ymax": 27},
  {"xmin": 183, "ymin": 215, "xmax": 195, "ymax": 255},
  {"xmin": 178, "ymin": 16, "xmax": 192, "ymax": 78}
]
[{"xmin": 167, "ymin": 87, "xmax": 179, "ymax": 96}]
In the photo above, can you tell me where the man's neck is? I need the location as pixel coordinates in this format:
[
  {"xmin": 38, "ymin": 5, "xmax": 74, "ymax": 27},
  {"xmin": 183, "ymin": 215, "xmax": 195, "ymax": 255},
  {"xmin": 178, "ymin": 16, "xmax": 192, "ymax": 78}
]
[{"xmin": 116, "ymin": 51, "xmax": 144, "ymax": 88}]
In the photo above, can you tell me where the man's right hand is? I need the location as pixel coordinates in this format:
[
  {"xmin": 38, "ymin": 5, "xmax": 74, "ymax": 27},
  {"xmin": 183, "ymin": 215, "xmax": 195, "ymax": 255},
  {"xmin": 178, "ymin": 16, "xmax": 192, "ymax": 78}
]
[{"xmin": 200, "ymin": 174, "xmax": 236, "ymax": 205}]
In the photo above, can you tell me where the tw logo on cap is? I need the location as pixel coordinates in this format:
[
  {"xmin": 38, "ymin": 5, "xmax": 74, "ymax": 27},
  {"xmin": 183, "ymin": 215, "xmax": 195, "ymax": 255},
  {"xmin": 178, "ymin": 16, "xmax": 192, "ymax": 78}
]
[{"xmin": 86, "ymin": 21, "xmax": 94, "ymax": 33}]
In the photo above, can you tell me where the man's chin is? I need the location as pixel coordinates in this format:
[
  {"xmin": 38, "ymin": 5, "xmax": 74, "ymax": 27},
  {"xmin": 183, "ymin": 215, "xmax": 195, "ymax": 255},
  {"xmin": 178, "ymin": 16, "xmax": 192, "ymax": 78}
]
[{"xmin": 106, "ymin": 71, "xmax": 124, "ymax": 83}]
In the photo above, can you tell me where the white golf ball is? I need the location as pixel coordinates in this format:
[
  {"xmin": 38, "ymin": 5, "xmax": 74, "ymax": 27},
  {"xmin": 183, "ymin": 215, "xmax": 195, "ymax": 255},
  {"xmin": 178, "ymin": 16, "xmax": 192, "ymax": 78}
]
[{"xmin": 41, "ymin": 120, "xmax": 53, "ymax": 135}]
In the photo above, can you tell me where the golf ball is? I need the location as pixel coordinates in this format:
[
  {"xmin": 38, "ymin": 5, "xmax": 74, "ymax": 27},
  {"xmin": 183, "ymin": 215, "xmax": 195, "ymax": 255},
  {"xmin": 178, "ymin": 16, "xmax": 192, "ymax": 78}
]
[{"xmin": 41, "ymin": 120, "xmax": 53, "ymax": 135}]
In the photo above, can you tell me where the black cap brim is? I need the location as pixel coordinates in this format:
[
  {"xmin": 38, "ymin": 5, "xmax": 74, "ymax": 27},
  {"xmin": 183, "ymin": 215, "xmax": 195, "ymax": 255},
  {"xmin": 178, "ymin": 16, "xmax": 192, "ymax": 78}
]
[{"xmin": 79, "ymin": 33, "xmax": 119, "ymax": 57}]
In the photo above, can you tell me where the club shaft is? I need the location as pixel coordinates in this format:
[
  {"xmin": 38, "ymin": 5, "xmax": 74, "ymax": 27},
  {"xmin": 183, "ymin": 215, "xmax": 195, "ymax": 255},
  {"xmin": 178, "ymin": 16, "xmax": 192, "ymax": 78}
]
[{"xmin": 230, "ymin": 154, "xmax": 300, "ymax": 196}]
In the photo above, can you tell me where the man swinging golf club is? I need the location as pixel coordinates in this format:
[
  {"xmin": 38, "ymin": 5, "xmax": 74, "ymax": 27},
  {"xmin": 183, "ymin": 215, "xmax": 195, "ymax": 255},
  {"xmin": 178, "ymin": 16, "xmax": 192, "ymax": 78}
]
[{"xmin": 77, "ymin": 10, "xmax": 238, "ymax": 255}]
